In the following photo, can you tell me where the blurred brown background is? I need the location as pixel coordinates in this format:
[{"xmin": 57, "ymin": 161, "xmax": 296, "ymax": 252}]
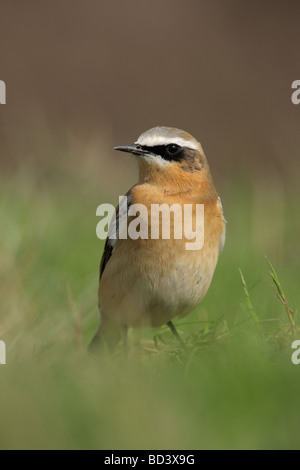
[{"xmin": 0, "ymin": 0, "xmax": 299, "ymax": 179}]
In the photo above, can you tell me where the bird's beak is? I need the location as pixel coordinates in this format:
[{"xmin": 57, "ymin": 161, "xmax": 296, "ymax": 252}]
[{"xmin": 113, "ymin": 144, "xmax": 149, "ymax": 157}]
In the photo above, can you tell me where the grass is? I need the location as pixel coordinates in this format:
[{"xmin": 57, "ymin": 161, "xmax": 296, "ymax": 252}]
[
  {"xmin": 0, "ymin": 154, "xmax": 300, "ymax": 450},
  {"xmin": 239, "ymin": 269, "xmax": 261, "ymax": 332},
  {"xmin": 265, "ymin": 256, "xmax": 296, "ymax": 334}
]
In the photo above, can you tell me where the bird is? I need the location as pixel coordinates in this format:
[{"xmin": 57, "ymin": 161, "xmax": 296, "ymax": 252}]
[{"xmin": 90, "ymin": 126, "xmax": 226, "ymax": 350}]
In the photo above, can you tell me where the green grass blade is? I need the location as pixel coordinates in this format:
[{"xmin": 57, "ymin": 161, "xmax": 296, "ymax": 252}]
[
  {"xmin": 265, "ymin": 256, "xmax": 295, "ymax": 334},
  {"xmin": 239, "ymin": 269, "xmax": 261, "ymax": 331}
]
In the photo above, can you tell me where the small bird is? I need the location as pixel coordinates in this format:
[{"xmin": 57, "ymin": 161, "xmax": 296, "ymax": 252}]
[{"xmin": 90, "ymin": 126, "xmax": 226, "ymax": 349}]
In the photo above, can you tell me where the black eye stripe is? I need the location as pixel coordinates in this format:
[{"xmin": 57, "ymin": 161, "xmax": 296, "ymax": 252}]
[
  {"xmin": 139, "ymin": 144, "xmax": 203, "ymax": 172},
  {"xmin": 141, "ymin": 144, "xmax": 184, "ymax": 162}
]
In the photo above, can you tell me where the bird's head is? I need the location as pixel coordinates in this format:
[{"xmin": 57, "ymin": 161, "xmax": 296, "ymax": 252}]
[{"xmin": 114, "ymin": 127, "xmax": 216, "ymax": 198}]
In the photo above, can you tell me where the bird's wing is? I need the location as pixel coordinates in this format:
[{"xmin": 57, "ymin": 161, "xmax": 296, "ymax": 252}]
[{"xmin": 99, "ymin": 189, "xmax": 133, "ymax": 279}]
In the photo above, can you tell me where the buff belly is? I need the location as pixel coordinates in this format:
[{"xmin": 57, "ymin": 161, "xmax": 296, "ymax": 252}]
[{"xmin": 98, "ymin": 238, "xmax": 220, "ymax": 328}]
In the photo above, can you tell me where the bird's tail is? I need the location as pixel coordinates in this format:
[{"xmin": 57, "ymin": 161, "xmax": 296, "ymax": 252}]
[{"xmin": 88, "ymin": 313, "xmax": 123, "ymax": 353}]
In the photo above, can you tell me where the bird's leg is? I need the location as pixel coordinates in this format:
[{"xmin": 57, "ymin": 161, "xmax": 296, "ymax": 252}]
[{"xmin": 167, "ymin": 321, "xmax": 185, "ymax": 345}]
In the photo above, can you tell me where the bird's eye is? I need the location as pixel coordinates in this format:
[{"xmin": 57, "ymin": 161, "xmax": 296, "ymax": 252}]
[{"xmin": 166, "ymin": 144, "xmax": 181, "ymax": 155}]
